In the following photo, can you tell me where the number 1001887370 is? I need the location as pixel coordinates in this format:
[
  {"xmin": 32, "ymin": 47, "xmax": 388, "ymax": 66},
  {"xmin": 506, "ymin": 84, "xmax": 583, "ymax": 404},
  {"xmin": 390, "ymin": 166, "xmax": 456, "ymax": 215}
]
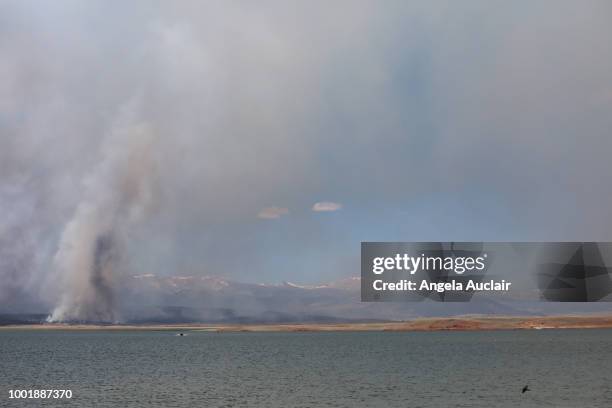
[{"xmin": 9, "ymin": 389, "xmax": 72, "ymax": 399}]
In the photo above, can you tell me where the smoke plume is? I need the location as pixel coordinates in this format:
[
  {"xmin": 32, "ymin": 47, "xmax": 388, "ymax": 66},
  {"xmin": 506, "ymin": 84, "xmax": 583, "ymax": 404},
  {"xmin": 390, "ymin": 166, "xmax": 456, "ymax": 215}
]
[{"xmin": 49, "ymin": 120, "xmax": 158, "ymax": 322}]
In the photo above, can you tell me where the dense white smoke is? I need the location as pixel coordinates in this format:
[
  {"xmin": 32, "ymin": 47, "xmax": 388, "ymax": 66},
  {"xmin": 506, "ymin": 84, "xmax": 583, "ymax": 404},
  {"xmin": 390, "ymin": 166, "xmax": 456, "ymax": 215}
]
[{"xmin": 50, "ymin": 117, "xmax": 158, "ymax": 322}]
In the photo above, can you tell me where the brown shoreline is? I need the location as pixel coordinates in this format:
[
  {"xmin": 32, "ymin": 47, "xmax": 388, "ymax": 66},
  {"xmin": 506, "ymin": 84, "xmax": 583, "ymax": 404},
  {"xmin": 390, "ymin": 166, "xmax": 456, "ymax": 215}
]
[{"xmin": 2, "ymin": 315, "xmax": 612, "ymax": 332}]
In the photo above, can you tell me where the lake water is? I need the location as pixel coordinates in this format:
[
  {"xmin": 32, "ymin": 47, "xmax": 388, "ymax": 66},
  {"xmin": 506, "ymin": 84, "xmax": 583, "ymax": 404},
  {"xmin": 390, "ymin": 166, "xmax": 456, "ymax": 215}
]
[{"xmin": 1, "ymin": 329, "xmax": 611, "ymax": 407}]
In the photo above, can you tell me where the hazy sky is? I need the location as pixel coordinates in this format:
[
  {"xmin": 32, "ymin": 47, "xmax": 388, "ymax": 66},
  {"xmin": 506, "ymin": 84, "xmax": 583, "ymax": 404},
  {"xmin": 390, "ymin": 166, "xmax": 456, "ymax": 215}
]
[{"xmin": 2, "ymin": 1, "xmax": 612, "ymax": 313}]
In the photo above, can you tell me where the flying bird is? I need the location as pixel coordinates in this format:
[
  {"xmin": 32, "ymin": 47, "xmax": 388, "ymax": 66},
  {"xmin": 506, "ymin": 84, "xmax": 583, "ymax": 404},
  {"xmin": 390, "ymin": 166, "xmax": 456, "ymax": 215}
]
[{"xmin": 522, "ymin": 385, "xmax": 530, "ymax": 394}]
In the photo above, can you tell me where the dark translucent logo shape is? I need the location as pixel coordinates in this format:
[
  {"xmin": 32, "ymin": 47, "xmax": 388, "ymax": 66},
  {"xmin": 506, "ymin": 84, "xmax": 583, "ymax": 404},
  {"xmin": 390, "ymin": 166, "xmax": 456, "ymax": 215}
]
[{"xmin": 537, "ymin": 243, "xmax": 612, "ymax": 301}]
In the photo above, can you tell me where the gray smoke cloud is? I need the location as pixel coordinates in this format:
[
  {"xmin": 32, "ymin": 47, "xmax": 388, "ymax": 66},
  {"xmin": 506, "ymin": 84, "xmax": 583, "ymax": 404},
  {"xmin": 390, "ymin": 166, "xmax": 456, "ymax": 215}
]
[
  {"xmin": 2, "ymin": 0, "xmax": 380, "ymax": 320},
  {"xmin": 2, "ymin": 1, "xmax": 612, "ymax": 321},
  {"xmin": 49, "ymin": 117, "xmax": 159, "ymax": 321}
]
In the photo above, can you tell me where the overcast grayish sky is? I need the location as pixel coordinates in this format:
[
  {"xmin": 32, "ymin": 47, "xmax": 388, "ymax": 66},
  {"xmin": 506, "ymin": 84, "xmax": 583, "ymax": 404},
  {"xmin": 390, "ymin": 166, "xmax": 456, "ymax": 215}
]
[{"xmin": 2, "ymin": 1, "xmax": 612, "ymax": 314}]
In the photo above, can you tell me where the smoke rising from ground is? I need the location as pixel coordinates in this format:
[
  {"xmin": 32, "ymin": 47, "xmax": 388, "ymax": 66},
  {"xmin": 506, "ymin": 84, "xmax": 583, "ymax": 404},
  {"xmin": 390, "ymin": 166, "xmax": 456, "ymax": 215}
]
[
  {"xmin": 1, "ymin": 1, "xmax": 612, "ymax": 320},
  {"xmin": 49, "ymin": 119, "xmax": 158, "ymax": 321}
]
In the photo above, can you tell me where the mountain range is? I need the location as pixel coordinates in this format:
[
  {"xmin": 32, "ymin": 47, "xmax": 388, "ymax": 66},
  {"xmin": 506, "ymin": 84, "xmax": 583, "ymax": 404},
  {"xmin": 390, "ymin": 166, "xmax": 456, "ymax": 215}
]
[{"xmin": 117, "ymin": 274, "xmax": 612, "ymax": 324}]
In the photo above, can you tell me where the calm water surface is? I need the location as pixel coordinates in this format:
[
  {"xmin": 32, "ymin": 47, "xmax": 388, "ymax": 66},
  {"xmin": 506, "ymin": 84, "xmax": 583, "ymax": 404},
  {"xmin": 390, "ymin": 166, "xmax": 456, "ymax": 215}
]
[{"xmin": 1, "ymin": 329, "xmax": 611, "ymax": 407}]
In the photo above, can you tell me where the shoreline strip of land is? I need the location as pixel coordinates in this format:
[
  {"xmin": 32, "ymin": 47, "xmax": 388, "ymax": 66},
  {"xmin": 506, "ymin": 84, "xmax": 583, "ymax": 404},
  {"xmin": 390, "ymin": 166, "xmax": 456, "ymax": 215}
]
[{"xmin": 2, "ymin": 315, "xmax": 612, "ymax": 332}]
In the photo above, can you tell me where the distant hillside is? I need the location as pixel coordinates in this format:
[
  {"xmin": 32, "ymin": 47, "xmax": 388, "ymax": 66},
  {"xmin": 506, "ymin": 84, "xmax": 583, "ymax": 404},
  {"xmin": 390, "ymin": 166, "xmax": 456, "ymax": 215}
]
[
  {"xmin": 113, "ymin": 275, "xmax": 612, "ymax": 324},
  {"xmin": 7, "ymin": 275, "xmax": 612, "ymax": 324}
]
